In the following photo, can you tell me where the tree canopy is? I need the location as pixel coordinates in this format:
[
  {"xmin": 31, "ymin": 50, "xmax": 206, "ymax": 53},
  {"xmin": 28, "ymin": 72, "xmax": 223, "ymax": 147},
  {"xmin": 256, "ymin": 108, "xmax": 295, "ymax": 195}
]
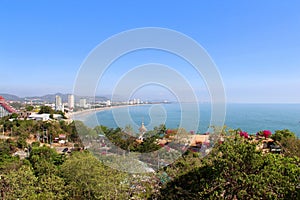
[
  {"xmin": 0, "ymin": 118, "xmax": 299, "ymax": 199},
  {"xmin": 155, "ymin": 134, "xmax": 300, "ymax": 199}
]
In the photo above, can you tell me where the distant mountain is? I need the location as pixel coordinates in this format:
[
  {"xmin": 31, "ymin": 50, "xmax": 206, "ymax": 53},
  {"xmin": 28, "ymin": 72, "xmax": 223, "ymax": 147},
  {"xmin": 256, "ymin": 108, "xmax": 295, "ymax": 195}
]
[
  {"xmin": 25, "ymin": 93, "xmax": 69, "ymax": 103},
  {"xmin": 25, "ymin": 93, "xmax": 109, "ymax": 103},
  {"xmin": 0, "ymin": 93, "xmax": 23, "ymax": 101},
  {"xmin": 0, "ymin": 93, "xmax": 108, "ymax": 103}
]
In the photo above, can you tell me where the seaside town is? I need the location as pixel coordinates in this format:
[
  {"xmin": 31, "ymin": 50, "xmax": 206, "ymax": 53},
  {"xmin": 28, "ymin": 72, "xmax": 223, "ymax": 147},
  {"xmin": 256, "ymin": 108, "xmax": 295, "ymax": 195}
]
[
  {"xmin": 0, "ymin": 94, "xmax": 155, "ymax": 153},
  {"xmin": 0, "ymin": 93, "xmax": 299, "ymax": 199},
  {"xmin": 0, "ymin": 94, "xmax": 285, "ymax": 158},
  {"xmin": 1, "ymin": 1, "xmax": 300, "ymax": 199}
]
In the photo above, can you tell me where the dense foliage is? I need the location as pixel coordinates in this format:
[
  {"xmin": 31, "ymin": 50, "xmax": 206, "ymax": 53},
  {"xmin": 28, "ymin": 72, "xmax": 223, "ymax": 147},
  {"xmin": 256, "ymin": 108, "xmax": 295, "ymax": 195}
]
[
  {"xmin": 100, "ymin": 125, "xmax": 164, "ymax": 153},
  {"xmin": 0, "ymin": 116, "xmax": 82, "ymax": 146},
  {"xmin": 155, "ymin": 132, "xmax": 300, "ymax": 200},
  {"xmin": 0, "ymin": 115, "xmax": 299, "ymax": 199}
]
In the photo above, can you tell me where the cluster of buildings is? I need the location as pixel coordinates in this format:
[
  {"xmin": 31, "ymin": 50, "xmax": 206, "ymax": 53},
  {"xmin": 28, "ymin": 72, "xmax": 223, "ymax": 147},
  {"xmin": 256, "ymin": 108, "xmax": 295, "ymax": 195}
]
[
  {"xmin": 55, "ymin": 94, "xmax": 95, "ymax": 112},
  {"xmin": 0, "ymin": 94, "xmax": 147, "ymax": 119},
  {"xmin": 76, "ymin": 97, "xmax": 146, "ymax": 109},
  {"xmin": 56, "ymin": 95, "xmax": 143, "ymax": 111},
  {"xmin": 0, "ymin": 95, "xmax": 69, "ymax": 121},
  {"xmin": 39, "ymin": 94, "xmax": 95, "ymax": 112},
  {"xmin": 55, "ymin": 94, "xmax": 74, "ymax": 112},
  {"xmin": 128, "ymin": 98, "xmax": 142, "ymax": 105}
]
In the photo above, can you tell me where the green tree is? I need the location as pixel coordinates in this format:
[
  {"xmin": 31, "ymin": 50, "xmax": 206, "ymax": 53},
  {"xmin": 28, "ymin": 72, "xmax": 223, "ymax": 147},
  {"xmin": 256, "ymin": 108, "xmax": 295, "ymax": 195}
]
[
  {"xmin": 26, "ymin": 105, "xmax": 34, "ymax": 111},
  {"xmin": 10, "ymin": 113, "xmax": 18, "ymax": 119},
  {"xmin": 67, "ymin": 121, "xmax": 82, "ymax": 144},
  {"xmin": 31, "ymin": 141, "xmax": 40, "ymax": 148},
  {"xmin": 29, "ymin": 146, "xmax": 64, "ymax": 176},
  {"xmin": 35, "ymin": 174, "xmax": 66, "ymax": 199},
  {"xmin": 272, "ymin": 129, "xmax": 296, "ymax": 142},
  {"xmin": 1, "ymin": 165, "xmax": 37, "ymax": 199},
  {"xmin": 38, "ymin": 106, "xmax": 54, "ymax": 114},
  {"xmin": 73, "ymin": 120, "xmax": 90, "ymax": 137},
  {"xmin": 154, "ymin": 124, "xmax": 167, "ymax": 135},
  {"xmin": 0, "ymin": 139, "xmax": 17, "ymax": 158},
  {"xmin": 60, "ymin": 151, "xmax": 129, "ymax": 199},
  {"xmin": 271, "ymin": 129, "xmax": 300, "ymax": 158},
  {"xmin": 17, "ymin": 134, "xmax": 28, "ymax": 149},
  {"xmin": 156, "ymin": 134, "xmax": 300, "ymax": 199}
]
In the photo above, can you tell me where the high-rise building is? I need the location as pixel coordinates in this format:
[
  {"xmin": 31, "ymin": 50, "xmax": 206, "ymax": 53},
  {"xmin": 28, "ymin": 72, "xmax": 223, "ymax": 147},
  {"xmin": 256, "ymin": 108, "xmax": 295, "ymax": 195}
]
[
  {"xmin": 106, "ymin": 100, "xmax": 111, "ymax": 106},
  {"xmin": 55, "ymin": 95, "xmax": 62, "ymax": 111},
  {"xmin": 68, "ymin": 94, "xmax": 75, "ymax": 111},
  {"xmin": 79, "ymin": 98, "xmax": 87, "ymax": 108}
]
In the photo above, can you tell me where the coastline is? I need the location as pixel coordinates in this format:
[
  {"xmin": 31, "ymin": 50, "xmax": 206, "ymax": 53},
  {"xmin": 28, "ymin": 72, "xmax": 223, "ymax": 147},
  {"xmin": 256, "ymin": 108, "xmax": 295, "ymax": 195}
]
[{"xmin": 68, "ymin": 104, "xmax": 149, "ymax": 119}]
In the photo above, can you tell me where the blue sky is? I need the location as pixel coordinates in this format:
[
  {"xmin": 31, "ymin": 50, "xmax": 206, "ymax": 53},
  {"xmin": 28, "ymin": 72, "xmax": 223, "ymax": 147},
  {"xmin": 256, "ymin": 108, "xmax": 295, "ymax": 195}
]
[{"xmin": 0, "ymin": 0, "xmax": 299, "ymax": 103}]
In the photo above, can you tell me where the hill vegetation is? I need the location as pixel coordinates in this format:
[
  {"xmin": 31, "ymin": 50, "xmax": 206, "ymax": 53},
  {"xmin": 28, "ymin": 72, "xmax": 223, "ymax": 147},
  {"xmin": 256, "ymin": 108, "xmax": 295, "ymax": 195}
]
[{"xmin": 0, "ymin": 114, "xmax": 299, "ymax": 199}]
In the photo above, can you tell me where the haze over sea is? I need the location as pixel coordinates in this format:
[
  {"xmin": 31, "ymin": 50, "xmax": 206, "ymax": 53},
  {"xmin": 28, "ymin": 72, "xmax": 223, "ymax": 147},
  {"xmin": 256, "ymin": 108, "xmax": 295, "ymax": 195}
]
[{"xmin": 80, "ymin": 103, "xmax": 300, "ymax": 137}]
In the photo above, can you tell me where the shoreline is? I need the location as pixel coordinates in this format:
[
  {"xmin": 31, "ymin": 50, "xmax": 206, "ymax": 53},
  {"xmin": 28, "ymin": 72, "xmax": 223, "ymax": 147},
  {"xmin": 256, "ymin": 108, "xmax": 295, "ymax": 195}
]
[{"xmin": 68, "ymin": 104, "xmax": 149, "ymax": 119}]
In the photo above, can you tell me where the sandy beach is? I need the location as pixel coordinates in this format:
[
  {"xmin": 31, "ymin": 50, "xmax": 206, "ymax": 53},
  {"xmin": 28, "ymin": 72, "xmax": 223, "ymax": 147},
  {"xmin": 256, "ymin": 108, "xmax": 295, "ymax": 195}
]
[{"xmin": 67, "ymin": 104, "xmax": 146, "ymax": 120}]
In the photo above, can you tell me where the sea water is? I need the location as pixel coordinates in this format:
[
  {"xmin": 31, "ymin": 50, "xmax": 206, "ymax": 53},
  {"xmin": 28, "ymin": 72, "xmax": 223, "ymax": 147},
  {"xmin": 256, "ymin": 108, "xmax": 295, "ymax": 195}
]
[{"xmin": 81, "ymin": 103, "xmax": 300, "ymax": 137}]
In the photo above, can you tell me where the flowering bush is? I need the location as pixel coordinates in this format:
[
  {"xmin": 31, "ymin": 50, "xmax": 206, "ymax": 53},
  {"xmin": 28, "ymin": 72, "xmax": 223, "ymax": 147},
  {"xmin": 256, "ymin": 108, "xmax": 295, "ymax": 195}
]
[
  {"xmin": 238, "ymin": 130, "xmax": 249, "ymax": 139},
  {"xmin": 243, "ymin": 132, "xmax": 249, "ymax": 139},
  {"xmin": 263, "ymin": 130, "xmax": 272, "ymax": 138},
  {"xmin": 256, "ymin": 130, "xmax": 271, "ymax": 138}
]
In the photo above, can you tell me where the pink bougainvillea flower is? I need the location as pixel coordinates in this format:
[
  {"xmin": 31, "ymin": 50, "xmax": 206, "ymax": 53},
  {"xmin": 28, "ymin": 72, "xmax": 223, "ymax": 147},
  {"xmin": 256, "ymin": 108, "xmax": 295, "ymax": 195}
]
[
  {"xmin": 238, "ymin": 131, "xmax": 249, "ymax": 139},
  {"xmin": 263, "ymin": 130, "xmax": 272, "ymax": 138},
  {"xmin": 239, "ymin": 131, "xmax": 244, "ymax": 137}
]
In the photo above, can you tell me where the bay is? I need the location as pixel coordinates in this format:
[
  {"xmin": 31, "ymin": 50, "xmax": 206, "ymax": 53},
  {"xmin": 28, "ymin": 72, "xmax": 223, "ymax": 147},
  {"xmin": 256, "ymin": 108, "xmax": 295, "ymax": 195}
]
[{"xmin": 81, "ymin": 103, "xmax": 300, "ymax": 137}]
